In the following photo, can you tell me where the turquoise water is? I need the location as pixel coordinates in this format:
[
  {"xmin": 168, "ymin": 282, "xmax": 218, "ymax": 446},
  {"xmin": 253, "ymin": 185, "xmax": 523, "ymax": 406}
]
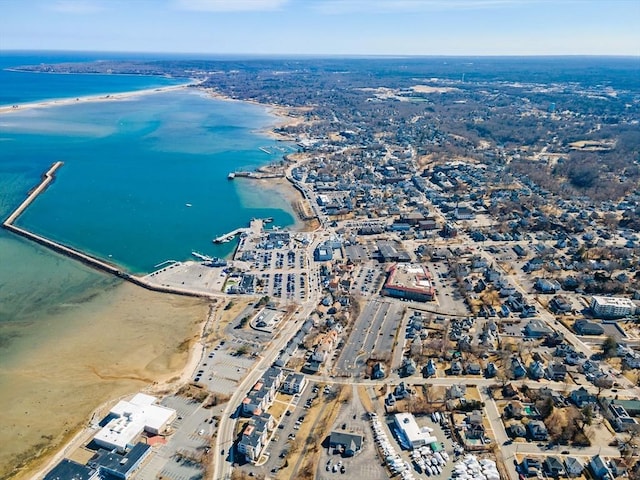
[{"xmin": 2, "ymin": 89, "xmax": 295, "ymax": 273}]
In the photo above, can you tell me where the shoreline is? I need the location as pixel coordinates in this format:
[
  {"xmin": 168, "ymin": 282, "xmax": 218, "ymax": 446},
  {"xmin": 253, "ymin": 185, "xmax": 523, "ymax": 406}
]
[
  {"xmin": 0, "ymin": 83, "xmax": 192, "ymax": 115},
  {"xmin": 6, "ymin": 83, "xmax": 317, "ymax": 479}
]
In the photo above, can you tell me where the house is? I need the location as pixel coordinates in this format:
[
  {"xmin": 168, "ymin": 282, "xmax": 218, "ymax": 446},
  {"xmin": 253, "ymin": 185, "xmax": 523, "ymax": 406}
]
[
  {"xmin": 508, "ymin": 423, "xmax": 526, "ymax": 438},
  {"xmin": 447, "ymin": 384, "xmax": 466, "ymax": 399},
  {"xmin": 543, "ymin": 456, "xmax": 565, "ymax": 477},
  {"xmin": 450, "ymin": 360, "xmax": 463, "ymax": 375},
  {"xmin": 465, "ymin": 362, "xmax": 482, "ymax": 375},
  {"xmin": 550, "ymin": 295, "xmax": 573, "ymax": 314},
  {"xmin": 281, "ymin": 372, "xmax": 307, "ymax": 395},
  {"xmin": 526, "ymin": 420, "xmax": 548, "ymax": 441},
  {"xmin": 564, "ymin": 457, "xmax": 584, "ymax": 478},
  {"xmin": 546, "ymin": 362, "xmax": 567, "ymax": 381},
  {"xmin": 570, "ymin": 387, "xmax": 597, "ymax": 408},
  {"xmin": 535, "ymin": 278, "xmax": 561, "ymax": 294},
  {"xmin": 511, "ymin": 358, "xmax": 527, "ymax": 379},
  {"xmin": 609, "ymin": 458, "xmax": 628, "ymax": 478},
  {"xmin": 400, "ymin": 358, "xmax": 417, "ymax": 377},
  {"xmin": 485, "ymin": 362, "xmax": 497, "ymax": 378},
  {"xmin": 329, "ymin": 430, "xmax": 364, "ymax": 457},
  {"xmin": 589, "ymin": 454, "xmax": 613, "ymax": 480},
  {"xmin": 424, "ymin": 359, "xmax": 436, "ymax": 377},
  {"xmin": 528, "ymin": 361, "xmax": 545, "ymax": 380},
  {"xmin": 371, "ymin": 362, "xmax": 385, "ymax": 379},
  {"xmin": 504, "ymin": 401, "xmax": 524, "ymax": 419},
  {"xmin": 521, "ymin": 458, "xmax": 541, "ymax": 477},
  {"xmin": 237, "ymin": 414, "xmax": 273, "ymax": 463}
]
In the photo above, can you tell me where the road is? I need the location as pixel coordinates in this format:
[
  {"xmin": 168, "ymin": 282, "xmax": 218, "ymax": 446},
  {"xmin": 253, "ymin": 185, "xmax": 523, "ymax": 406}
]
[{"xmin": 212, "ymin": 279, "xmax": 320, "ymax": 480}]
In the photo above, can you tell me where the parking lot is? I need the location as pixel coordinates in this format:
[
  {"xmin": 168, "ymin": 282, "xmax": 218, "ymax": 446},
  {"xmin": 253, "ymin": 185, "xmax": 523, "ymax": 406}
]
[
  {"xmin": 193, "ymin": 343, "xmax": 258, "ymax": 395},
  {"xmin": 334, "ymin": 299, "xmax": 403, "ymax": 377},
  {"xmin": 136, "ymin": 395, "xmax": 212, "ymax": 480}
]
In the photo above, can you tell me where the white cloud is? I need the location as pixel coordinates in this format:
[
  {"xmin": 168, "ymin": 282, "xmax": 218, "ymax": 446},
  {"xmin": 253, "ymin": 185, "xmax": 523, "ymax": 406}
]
[
  {"xmin": 311, "ymin": 0, "xmax": 544, "ymax": 14},
  {"xmin": 49, "ymin": 0, "xmax": 106, "ymax": 14},
  {"xmin": 174, "ymin": 0, "xmax": 290, "ymax": 12}
]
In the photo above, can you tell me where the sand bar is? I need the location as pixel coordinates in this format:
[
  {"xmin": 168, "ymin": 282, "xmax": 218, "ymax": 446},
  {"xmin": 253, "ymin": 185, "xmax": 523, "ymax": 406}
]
[{"xmin": 0, "ymin": 83, "xmax": 191, "ymax": 115}]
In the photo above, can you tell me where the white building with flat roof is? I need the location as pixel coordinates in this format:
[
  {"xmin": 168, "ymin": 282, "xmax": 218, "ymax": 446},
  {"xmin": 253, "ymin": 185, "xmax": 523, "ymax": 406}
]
[
  {"xmin": 394, "ymin": 412, "xmax": 437, "ymax": 449},
  {"xmin": 590, "ymin": 296, "xmax": 636, "ymax": 318},
  {"xmin": 94, "ymin": 393, "xmax": 176, "ymax": 453}
]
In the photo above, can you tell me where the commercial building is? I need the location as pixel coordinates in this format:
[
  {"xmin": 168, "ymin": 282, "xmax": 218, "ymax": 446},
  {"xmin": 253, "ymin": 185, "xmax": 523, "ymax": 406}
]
[
  {"xmin": 93, "ymin": 393, "xmax": 176, "ymax": 453},
  {"xmin": 393, "ymin": 412, "xmax": 437, "ymax": 449},
  {"xmin": 590, "ymin": 296, "xmax": 636, "ymax": 318},
  {"xmin": 329, "ymin": 431, "xmax": 364, "ymax": 456},
  {"xmin": 382, "ymin": 263, "xmax": 435, "ymax": 302},
  {"xmin": 88, "ymin": 443, "xmax": 151, "ymax": 479},
  {"xmin": 43, "ymin": 459, "xmax": 98, "ymax": 480}
]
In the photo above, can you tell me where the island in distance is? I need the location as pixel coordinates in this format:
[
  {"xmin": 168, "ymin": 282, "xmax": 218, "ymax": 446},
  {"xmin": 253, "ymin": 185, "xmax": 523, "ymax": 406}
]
[{"xmin": 22, "ymin": 56, "xmax": 640, "ymax": 480}]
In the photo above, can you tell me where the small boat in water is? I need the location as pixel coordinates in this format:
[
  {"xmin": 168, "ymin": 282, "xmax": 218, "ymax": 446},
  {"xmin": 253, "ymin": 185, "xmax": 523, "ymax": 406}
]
[
  {"xmin": 228, "ymin": 173, "xmax": 235, "ymax": 180},
  {"xmin": 185, "ymin": 203, "xmax": 192, "ymax": 207}
]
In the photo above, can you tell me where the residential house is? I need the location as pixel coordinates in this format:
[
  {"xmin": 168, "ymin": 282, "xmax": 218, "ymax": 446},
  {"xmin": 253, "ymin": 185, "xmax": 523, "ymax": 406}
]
[
  {"xmin": 589, "ymin": 455, "xmax": 613, "ymax": 480},
  {"xmin": 543, "ymin": 456, "xmax": 565, "ymax": 477},
  {"xmin": 570, "ymin": 387, "xmax": 596, "ymax": 408},
  {"xmin": 524, "ymin": 319, "xmax": 552, "ymax": 338},
  {"xmin": 564, "ymin": 457, "xmax": 584, "ymax": 478},
  {"xmin": 546, "ymin": 362, "xmax": 567, "ymax": 381},
  {"xmin": 528, "ymin": 361, "xmax": 545, "ymax": 380},
  {"xmin": 526, "ymin": 420, "xmax": 548, "ymax": 441},
  {"xmin": 511, "ymin": 358, "xmax": 527, "ymax": 379}
]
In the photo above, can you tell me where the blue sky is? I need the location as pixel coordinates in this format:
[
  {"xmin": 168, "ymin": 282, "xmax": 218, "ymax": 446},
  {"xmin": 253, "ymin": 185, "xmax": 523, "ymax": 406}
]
[{"xmin": 1, "ymin": 0, "xmax": 639, "ymax": 56}]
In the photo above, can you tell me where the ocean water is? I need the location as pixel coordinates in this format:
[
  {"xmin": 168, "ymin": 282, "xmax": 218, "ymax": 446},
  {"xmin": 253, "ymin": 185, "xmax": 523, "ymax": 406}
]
[
  {"xmin": 2, "ymin": 89, "xmax": 296, "ymax": 273},
  {"xmin": 0, "ymin": 52, "xmax": 296, "ymax": 478}
]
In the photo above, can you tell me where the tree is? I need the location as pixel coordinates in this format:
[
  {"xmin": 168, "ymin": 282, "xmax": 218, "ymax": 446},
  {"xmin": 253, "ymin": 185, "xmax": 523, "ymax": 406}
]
[{"xmin": 602, "ymin": 335, "xmax": 618, "ymax": 358}]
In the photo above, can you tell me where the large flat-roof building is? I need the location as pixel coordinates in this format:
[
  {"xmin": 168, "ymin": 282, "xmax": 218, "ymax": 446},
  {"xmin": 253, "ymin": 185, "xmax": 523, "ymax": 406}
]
[
  {"xmin": 382, "ymin": 263, "xmax": 435, "ymax": 302},
  {"xmin": 43, "ymin": 459, "xmax": 98, "ymax": 480},
  {"xmin": 590, "ymin": 296, "xmax": 636, "ymax": 318},
  {"xmin": 393, "ymin": 412, "xmax": 437, "ymax": 449},
  {"xmin": 94, "ymin": 393, "xmax": 176, "ymax": 453}
]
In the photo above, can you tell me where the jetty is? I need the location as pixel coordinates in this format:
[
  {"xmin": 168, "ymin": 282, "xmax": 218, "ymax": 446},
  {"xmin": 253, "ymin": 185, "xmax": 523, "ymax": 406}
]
[
  {"xmin": 213, "ymin": 227, "xmax": 248, "ymax": 244},
  {"xmin": 2, "ymin": 162, "xmax": 216, "ymax": 300}
]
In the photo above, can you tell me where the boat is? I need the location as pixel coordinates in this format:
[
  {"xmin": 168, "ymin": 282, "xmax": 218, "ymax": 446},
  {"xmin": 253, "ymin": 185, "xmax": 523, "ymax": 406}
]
[
  {"xmin": 185, "ymin": 203, "xmax": 192, "ymax": 207},
  {"xmin": 264, "ymin": 217, "xmax": 273, "ymax": 223},
  {"xmin": 228, "ymin": 172, "xmax": 235, "ymax": 180}
]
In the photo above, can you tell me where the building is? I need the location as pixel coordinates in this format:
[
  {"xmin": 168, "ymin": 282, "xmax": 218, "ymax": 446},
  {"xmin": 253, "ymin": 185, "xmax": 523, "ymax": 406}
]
[
  {"xmin": 543, "ymin": 456, "xmax": 565, "ymax": 477},
  {"xmin": 329, "ymin": 431, "xmax": 364, "ymax": 456},
  {"xmin": 526, "ymin": 420, "xmax": 548, "ymax": 441},
  {"xmin": 570, "ymin": 387, "xmax": 596, "ymax": 408},
  {"xmin": 523, "ymin": 319, "xmax": 553, "ymax": 338},
  {"xmin": 589, "ymin": 454, "xmax": 613, "ymax": 480},
  {"xmin": 590, "ymin": 296, "xmax": 636, "ymax": 318},
  {"xmin": 281, "ymin": 372, "xmax": 307, "ymax": 395},
  {"xmin": 88, "ymin": 443, "xmax": 151, "ymax": 480},
  {"xmin": 44, "ymin": 459, "xmax": 98, "ymax": 480},
  {"xmin": 394, "ymin": 412, "xmax": 437, "ymax": 449},
  {"xmin": 382, "ymin": 263, "xmax": 435, "ymax": 302},
  {"xmin": 93, "ymin": 394, "xmax": 176, "ymax": 453},
  {"xmin": 608, "ymin": 402, "xmax": 640, "ymax": 432},
  {"xmin": 237, "ymin": 414, "xmax": 273, "ymax": 462},
  {"xmin": 574, "ymin": 319, "xmax": 605, "ymax": 336},
  {"xmin": 564, "ymin": 457, "xmax": 584, "ymax": 477},
  {"xmin": 546, "ymin": 362, "xmax": 567, "ymax": 381}
]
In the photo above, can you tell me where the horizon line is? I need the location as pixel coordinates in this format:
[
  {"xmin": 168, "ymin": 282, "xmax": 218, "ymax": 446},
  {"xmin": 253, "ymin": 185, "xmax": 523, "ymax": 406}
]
[{"xmin": 3, "ymin": 49, "xmax": 639, "ymax": 60}]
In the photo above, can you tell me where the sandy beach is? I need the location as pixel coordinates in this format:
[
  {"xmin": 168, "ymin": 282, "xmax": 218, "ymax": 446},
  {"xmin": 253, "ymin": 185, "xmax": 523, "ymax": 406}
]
[
  {"xmin": 2, "ymin": 281, "xmax": 209, "ymax": 480},
  {"xmin": 0, "ymin": 83, "xmax": 190, "ymax": 116}
]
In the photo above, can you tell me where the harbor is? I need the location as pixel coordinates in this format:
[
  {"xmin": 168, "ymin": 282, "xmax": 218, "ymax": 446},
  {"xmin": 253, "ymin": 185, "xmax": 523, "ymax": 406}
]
[{"xmin": 2, "ymin": 163, "xmax": 222, "ymax": 300}]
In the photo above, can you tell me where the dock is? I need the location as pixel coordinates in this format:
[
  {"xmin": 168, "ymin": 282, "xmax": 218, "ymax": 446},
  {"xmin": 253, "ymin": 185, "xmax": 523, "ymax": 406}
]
[
  {"xmin": 213, "ymin": 227, "xmax": 248, "ymax": 244},
  {"xmin": 3, "ymin": 162, "xmax": 217, "ymax": 300}
]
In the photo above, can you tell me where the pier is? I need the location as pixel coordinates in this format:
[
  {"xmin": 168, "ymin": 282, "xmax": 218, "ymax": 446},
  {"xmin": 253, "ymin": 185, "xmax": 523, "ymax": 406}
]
[
  {"xmin": 3, "ymin": 162, "xmax": 216, "ymax": 300},
  {"xmin": 213, "ymin": 227, "xmax": 248, "ymax": 244}
]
